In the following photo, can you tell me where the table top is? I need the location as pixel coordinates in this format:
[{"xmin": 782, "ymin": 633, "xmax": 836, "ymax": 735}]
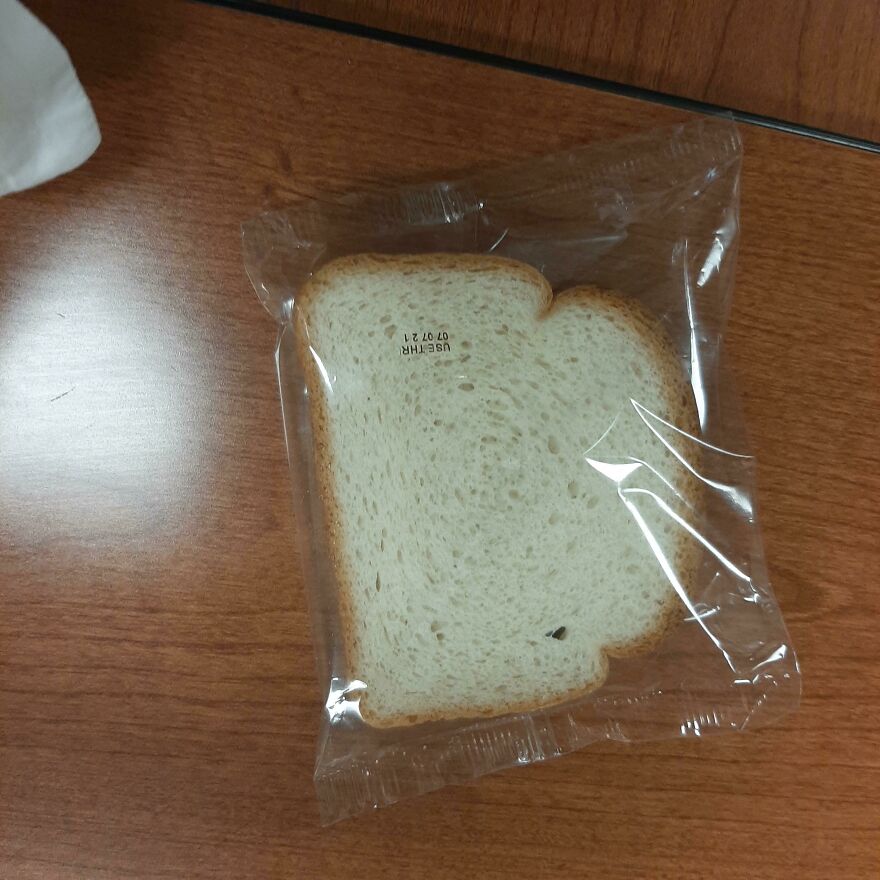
[
  {"xmin": 1, "ymin": 1, "xmax": 878, "ymax": 878},
  {"xmin": 280, "ymin": 0, "xmax": 880, "ymax": 141}
]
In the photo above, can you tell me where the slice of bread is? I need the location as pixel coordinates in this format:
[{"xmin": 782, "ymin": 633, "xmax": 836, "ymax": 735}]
[{"xmin": 296, "ymin": 254, "xmax": 699, "ymax": 728}]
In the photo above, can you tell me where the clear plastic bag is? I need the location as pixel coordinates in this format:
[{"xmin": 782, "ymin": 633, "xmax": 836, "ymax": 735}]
[{"xmin": 242, "ymin": 117, "xmax": 800, "ymax": 824}]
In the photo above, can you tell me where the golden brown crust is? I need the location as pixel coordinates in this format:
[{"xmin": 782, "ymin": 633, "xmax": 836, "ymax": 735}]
[
  {"xmin": 293, "ymin": 303, "xmax": 363, "ymax": 672},
  {"xmin": 294, "ymin": 254, "xmax": 702, "ymax": 729},
  {"xmin": 298, "ymin": 252, "xmax": 552, "ymax": 313}
]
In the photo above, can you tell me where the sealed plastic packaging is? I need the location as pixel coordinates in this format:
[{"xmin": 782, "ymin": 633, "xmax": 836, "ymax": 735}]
[{"xmin": 243, "ymin": 117, "xmax": 800, "ymax": 824}]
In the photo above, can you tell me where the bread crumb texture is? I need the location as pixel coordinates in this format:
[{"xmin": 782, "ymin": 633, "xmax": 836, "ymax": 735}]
[{"xmin": 298, "ymin": 254, "xmax": 698, "ymax": 727}]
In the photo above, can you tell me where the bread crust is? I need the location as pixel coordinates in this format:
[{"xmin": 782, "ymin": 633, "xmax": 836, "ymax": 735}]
[{"xmin": 294, "ymin": 254, "xmax": 702, "ymax": 728}]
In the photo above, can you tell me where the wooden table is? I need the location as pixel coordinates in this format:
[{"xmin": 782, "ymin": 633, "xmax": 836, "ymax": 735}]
[
  {"xmin": 1, "ymin": 1, "xmax": 878, "ymax": 877},
  {"xmin": 279, "ymin": 0, "xmax": 880, "ymax": 141}
]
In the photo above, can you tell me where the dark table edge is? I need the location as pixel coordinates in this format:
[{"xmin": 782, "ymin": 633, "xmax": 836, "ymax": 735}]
[{"xmin": 193, "ymin": 0, "xmax": 880, "ymax": 155}]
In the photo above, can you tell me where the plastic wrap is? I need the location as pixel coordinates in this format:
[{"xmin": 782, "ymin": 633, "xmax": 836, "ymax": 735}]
[{"xmin": 242, "ymin": 117, "xmax": 800, "ymax": 824}]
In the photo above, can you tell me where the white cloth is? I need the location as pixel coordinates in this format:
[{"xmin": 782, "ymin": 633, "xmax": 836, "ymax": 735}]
[{"xmin": 0, "ymin": 0, "xmax": 100, "ymax": 196}]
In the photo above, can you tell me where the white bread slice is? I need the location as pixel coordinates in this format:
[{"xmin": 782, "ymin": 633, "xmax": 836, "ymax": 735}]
[{"xmin": 296, "ymin": 254, "xmax": 699, "ymax": 728}]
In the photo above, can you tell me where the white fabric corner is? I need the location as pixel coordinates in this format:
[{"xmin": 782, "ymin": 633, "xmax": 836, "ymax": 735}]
[{"xmin": 0, "ymin": 0, "xmax": 101, "ymax": 196}]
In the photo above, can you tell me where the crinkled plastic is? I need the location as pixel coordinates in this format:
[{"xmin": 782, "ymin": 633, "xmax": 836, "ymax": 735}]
[{"xmin": 242, "ymin": 117, "xmax": 800, "ymax": 824}]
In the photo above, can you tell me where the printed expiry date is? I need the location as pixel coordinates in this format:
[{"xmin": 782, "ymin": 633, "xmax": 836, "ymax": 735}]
[{"xmin": 400, "ymin": 330, "xmax": 451, "ymax": 357}]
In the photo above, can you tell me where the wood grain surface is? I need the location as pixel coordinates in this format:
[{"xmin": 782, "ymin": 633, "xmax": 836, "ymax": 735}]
[
  {"xmin": 1, "ymin": 1, "xmax": 879, "ymax": 878},
  {"xmin": 278, "ymin": 0, "xmax": 880, "ymax": 142}
]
